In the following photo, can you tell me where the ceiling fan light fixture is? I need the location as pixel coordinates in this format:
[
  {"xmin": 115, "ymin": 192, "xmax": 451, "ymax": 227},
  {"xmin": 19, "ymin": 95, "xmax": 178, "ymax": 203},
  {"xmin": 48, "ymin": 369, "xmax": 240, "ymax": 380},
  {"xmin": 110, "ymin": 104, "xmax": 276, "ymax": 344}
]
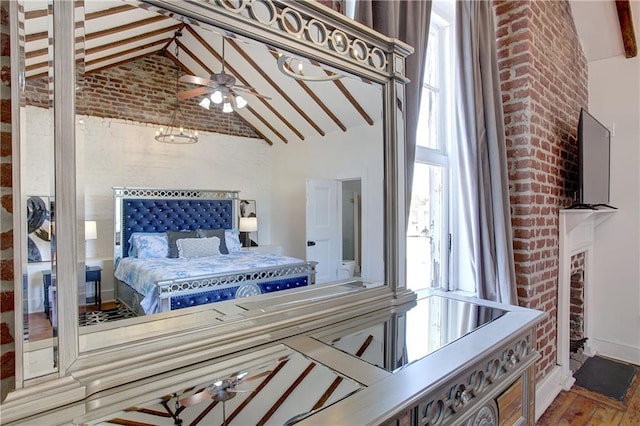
[
  {"xmin": 199, "ymin": 97, "xmax": 211, "ymax": 110},
  {"xmin": 235, "ymin": 95, "xmax": 247, "ymax": 109},
  {"xmin": 211, "ymin": 90, "xmax": 223, "ymax": 104},
  {"xmin": 222, "ymin": 102, "xmax": 233, "ymax": 113}
]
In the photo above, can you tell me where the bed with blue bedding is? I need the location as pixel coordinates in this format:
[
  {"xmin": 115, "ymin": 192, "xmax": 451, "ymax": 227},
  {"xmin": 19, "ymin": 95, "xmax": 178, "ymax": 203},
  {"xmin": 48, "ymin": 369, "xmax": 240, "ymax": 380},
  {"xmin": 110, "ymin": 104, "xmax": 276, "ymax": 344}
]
[{"xmin": 113, "ymin": 188, "xmax": 316, "ymax": 315}]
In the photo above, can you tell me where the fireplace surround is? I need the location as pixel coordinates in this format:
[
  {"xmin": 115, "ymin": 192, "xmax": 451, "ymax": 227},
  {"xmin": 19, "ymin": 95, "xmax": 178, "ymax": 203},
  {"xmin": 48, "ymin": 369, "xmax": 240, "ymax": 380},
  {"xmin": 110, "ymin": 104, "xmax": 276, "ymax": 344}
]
[{"xmin": 557, "ymin": 209, "xmax": 616, "ymax": 389}]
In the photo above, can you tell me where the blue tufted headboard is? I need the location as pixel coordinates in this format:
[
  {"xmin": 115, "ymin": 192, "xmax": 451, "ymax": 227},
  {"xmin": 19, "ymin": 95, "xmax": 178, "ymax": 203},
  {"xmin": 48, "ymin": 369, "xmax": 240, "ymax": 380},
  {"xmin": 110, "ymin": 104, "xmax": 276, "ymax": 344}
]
[{"xmin": 114, "ymin": 188, "xmax": 240, "ymax": 260}]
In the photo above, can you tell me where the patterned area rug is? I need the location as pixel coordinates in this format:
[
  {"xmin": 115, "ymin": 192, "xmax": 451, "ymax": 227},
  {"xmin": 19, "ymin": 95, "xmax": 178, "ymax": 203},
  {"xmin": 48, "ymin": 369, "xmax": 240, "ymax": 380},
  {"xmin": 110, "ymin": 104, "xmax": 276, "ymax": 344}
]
[{"xmin": 79, "ymin": 304, "xmax": 137, "ymax": 326}]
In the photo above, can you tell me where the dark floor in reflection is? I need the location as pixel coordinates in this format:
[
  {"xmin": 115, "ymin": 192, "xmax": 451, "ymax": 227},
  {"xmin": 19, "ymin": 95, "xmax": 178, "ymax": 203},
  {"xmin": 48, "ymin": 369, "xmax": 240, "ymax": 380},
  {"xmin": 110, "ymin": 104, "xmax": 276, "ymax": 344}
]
[{"xmin": 27, "ymin": 301, "xmax": 118, "ymax": 341}]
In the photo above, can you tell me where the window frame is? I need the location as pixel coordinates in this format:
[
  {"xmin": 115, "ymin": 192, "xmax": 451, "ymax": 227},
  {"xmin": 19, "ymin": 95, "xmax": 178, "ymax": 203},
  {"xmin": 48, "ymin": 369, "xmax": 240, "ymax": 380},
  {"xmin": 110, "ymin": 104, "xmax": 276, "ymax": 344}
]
[{"xmin": 410, "ymin": 4, "xmax": 455, "ymax": 292}]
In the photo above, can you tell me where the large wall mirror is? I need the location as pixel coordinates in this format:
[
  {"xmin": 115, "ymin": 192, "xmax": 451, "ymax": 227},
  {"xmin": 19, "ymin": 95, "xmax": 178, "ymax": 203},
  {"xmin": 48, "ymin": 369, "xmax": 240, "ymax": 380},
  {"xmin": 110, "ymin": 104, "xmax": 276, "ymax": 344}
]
[{"xmin": 15, "ymin": 0, "xmax": 409, "ymax": 389}]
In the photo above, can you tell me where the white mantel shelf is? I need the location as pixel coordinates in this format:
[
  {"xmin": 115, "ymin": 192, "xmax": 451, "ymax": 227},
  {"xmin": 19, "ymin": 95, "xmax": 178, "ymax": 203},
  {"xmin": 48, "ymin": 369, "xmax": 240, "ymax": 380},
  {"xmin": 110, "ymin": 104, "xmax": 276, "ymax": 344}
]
[
  {"xmin": 560, "ymin": 208, "xmax": 617, "ymax": 234},
  {"xmin": 556, "ymin": 208, "xmax": 617, "ymax": 392}
]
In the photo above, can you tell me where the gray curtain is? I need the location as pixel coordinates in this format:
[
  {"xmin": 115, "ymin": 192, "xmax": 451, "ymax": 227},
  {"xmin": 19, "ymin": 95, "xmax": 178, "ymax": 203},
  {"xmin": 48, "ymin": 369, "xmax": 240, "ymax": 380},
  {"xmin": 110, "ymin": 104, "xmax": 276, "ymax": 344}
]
[
  {"xmin": 354, "ymin": 0, "xmax": 432, "ymax": 218},
  {"xmin": 453, "ymin": 0, "xmax": 517, "ymax": 304}
]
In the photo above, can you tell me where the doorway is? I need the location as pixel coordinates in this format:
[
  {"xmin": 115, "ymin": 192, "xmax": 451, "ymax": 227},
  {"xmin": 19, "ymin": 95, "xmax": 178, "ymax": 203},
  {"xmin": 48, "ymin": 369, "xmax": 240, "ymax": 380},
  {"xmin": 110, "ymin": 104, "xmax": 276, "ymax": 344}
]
[{"xmin": 341, "ymin": 179, "xmax": 361, "ymax": 278}]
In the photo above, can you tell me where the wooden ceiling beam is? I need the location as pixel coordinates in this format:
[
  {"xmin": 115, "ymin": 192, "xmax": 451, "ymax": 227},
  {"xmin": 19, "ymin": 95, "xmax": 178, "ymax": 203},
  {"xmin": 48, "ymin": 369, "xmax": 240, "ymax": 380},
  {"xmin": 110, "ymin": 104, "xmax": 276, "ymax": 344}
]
[
  {"xmin": 271, "ymin": 52, "xmax": 347, "ymax": 132},
  {"xmin": 228, "ymin": 38, "xmax": 326, "ymax": 137},
  {"xmin": 24, "ymin": 8, "xmax": 50, "ymax": 20},
  {"xmin": 258, "ymin": 362, "xmax": 316, "ymax": 425},
  {"xmin": 85, "ymin": 4, "xmax": 138, "ymax": 21},
  {"xmin": 84, "ymin": 38, "xmax": 169, "ymax": 68},
  {"xmin": 224, "ymin": 359, "xmax": 290, "ymax": 424},
  {"xmin": 616, "ymin": 0, "xmax": 638, "ymax": 58},
  {"xmin": 85, "ymin": 15, "xmax": 170, "ymax": 42},
  {"xmin": 86, "ymin": 24, "xmax": 182, "ymax": 57},
  {"xmin": 24, "ymin": 5, "xmax": 144, "ymax": 42},
  {"xmin": 310, "ymin": 59, "xmax": 374, "ymax": 126},
  {"xmin": 184, "ymin": 25, "xmax": 301, "ymax": 142}
]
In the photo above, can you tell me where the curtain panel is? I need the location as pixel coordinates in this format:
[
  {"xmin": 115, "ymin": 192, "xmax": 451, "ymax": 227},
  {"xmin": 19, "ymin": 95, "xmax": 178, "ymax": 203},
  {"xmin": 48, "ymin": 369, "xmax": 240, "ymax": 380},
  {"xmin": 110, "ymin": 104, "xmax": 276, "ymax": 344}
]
[
  {"xmin": 453, "ymin": 0, "xmax": 517, "ymax": 304},
  {"xmin": 353, "ymin": 0, "xmax": 432, "ymax": 219}
]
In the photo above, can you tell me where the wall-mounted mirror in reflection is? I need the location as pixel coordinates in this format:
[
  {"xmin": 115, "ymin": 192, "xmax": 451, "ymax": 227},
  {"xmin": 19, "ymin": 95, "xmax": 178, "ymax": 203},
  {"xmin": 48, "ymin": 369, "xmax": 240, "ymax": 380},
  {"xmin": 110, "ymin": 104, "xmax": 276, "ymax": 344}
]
[
  {"xmin": 20, "ymin": 0, "xmax": 386, "ymax": 375},
  {"xmin": 21, "ymin": 0, "xmax": 58, "ymax": 380}
]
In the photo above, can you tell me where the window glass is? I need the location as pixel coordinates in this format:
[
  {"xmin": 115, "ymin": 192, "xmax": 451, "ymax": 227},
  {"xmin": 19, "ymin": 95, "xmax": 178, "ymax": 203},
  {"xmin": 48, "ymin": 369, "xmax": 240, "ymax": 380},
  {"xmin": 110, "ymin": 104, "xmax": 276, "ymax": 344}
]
[
  {"xmin": 407, "ymin": 4, "xmax": 454, "ymax": 292},
  {"xmin": 408, "ymin": 163, "xmax": 445, "ymax": 290}
]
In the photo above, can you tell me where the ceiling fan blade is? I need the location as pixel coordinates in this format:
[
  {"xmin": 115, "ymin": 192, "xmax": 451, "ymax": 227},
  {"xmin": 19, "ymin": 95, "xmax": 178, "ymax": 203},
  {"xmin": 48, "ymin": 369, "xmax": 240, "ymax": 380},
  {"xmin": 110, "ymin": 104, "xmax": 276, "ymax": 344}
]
[
  {"xmin": 243, "ymin": 369, "xmax": 272, "ymax": 383},
  {"xmin": 177, "ymin": 86, "xmax": 210, "ymax": 100},
  {"xmin": 179, "ymin": 74, "xmax": 212, "ymax": 86},
  {"xmin": 179, "ymin": 389, "xmax": 212, "ymax": 407},
  {"xmin": 232, "ymin": 87, "xmax": 272, "ymax": 100},
  {"xmin": 230, "ymin": 83, "xmax": 256, "ymax": 91}
]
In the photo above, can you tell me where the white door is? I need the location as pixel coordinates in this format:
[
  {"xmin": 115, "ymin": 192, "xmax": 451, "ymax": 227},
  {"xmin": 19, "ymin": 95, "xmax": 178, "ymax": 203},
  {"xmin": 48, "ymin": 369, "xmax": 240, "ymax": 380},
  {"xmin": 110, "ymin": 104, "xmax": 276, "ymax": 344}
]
[{"xmin": 306, "ymin": 178, "xmax": 342, "ymax": 283}]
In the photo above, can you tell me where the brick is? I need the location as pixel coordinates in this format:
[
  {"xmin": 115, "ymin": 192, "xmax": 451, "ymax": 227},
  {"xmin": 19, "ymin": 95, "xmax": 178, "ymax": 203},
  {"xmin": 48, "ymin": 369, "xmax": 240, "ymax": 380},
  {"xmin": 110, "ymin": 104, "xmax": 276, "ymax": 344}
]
[
  {"xmin": 0, "ymin": 351, "xmax": 14, "ymax": 380},
  {"xmin": 26, "ymin": 55, "xmax": 260, "ymax": 139},
  {"xmin": 496, "ymin": 0, "xmax": 587, "ymax": 386},
  {"xmin": 0, "ymin": 290, "xmax": 13, "ymax": 312},
  {"xmin": 0, "ymin": 322, "xmax": 13, "ymax": 345}
]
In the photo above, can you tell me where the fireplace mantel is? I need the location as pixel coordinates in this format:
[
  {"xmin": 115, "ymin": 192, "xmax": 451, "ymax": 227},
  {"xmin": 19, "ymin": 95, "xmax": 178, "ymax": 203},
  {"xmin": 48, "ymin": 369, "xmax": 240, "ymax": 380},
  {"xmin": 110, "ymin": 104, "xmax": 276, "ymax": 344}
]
[{"xmin": 557, "ymin": 208, "xmax": 616, "ymax": 389}]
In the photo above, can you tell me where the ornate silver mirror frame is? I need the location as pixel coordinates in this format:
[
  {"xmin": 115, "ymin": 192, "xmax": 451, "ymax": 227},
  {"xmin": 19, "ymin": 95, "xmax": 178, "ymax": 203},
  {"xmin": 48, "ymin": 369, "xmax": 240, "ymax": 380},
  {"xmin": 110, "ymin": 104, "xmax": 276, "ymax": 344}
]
[{"xmin": 6, "ymin": 0, "xmax": 412, "ymax": 420}]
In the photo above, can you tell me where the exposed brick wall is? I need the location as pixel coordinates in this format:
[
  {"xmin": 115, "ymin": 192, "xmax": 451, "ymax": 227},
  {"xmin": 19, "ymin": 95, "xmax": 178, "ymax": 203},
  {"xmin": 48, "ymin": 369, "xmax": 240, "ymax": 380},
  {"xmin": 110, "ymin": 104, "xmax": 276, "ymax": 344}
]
[
  {"xmin": 25, "ymin": 54, "xmax": 259, "ymax": 139},
  {"xmin": 316, "ymin": 0, "xmax": 344, "ymax": 14},
  {"xmin": 569, "ymin": 252, "xmax": 585, "ymax": 340},
  {"xmin": 494, "ymin": 0, "xmax": 588, "ymax": 382},
  {"xmin": 0, "ymin": 0, "xmax": 15, "ymax": 402}
]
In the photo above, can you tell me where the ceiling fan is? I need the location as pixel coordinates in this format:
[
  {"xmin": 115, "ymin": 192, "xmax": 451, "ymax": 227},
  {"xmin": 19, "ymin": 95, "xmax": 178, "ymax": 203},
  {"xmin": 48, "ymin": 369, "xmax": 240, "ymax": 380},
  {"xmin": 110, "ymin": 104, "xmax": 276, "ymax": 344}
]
[
  {"xmin": 177, "ymin": 37, "xmax": 271, "ymax": 113},
  {"xmin": 177, "ymin": 369, "xmax": 272, "ymax": 425}
]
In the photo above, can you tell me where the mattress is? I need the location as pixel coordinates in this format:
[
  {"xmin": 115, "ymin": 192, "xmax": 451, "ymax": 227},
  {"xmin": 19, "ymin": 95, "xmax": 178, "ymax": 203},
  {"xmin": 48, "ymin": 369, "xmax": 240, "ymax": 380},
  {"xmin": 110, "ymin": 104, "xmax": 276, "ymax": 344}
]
[{"xmin": 114, "ymin": 252, "xmax": 305, "ymax": 314}]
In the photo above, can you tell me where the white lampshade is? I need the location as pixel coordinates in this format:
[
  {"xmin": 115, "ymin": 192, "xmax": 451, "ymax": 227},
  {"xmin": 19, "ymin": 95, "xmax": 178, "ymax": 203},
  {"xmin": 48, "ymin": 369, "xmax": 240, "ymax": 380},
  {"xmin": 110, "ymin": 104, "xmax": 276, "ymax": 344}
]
[
  {"xmin": 239, "ymin": 217, "xmax": 257, "ymax": 232},
  {"xmin": 85, "ymin": 221, "xmax": 97, "ymax": 241},
  {"xmin": 211, "ymin": 90, "xmax": 223, "ymax": 104},
  {"xmin": 199, "ymin": 97, "xmax": 211, "ymax": 110},
  {"xmin": 235, "ymin": 95, "xmax": 247, "ymax": 109}
]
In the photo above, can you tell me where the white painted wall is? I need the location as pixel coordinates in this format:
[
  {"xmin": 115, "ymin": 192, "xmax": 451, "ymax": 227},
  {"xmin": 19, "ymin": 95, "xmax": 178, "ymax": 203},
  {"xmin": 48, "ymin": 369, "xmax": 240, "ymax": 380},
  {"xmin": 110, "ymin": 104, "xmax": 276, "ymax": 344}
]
[
  {"xmin": 269, "ymin": 121, "xmax": 385, "ymax": 283},
  {"xmin": 587, "ymin": 1, "xmax": 640, "ymax": 364}
]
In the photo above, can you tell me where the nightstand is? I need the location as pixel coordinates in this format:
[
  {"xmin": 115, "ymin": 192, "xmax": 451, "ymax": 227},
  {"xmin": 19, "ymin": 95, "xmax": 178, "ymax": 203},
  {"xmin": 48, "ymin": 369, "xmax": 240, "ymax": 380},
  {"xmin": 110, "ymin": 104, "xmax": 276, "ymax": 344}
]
[{"xmin": 42, "ymin": 266, "xmax": 103, "ymax": 318}]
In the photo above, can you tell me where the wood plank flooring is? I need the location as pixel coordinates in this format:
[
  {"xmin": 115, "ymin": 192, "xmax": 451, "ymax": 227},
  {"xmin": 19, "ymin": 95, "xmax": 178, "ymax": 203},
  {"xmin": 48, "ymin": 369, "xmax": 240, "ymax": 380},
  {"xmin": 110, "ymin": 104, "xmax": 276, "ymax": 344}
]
[
  {"xmin": 537, "ymin": 360, "xmax": 640, "ymax": 425},
  {"xmin": 26, "ymin": 301, "xmax": 118, "ymax": 342}
]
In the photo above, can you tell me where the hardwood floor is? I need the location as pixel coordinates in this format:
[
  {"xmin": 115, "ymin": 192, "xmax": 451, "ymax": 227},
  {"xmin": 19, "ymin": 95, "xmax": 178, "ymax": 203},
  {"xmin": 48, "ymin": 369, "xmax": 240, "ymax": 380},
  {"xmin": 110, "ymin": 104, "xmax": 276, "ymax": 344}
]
[
  {"xmin": 26, "ymin": 301, "xmax": 118, "ymax": 342},
  {"xmin": 537, "ymin": 361, "xmax": 640, "ymax": 425}
]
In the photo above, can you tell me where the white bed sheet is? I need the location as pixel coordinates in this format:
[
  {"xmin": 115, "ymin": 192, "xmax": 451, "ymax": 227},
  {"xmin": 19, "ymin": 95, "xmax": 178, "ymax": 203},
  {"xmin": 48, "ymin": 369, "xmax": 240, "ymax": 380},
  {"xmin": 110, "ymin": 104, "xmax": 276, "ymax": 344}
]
[{"xmin": 114, "ymin": 252, "xmax": 305, "ymax": 314}]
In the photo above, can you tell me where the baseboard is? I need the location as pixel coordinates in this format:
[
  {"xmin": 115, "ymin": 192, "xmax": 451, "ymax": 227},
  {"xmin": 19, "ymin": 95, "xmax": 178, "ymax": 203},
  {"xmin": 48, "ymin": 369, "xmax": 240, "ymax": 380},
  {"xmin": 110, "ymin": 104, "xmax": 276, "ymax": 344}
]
[
  {"xmin": 535, "ymin": 365, "xmax": 563, "ymax": 421},
  {"xmin": 589, "ymin": 337, "xmax": 640, "ymax": 365}
]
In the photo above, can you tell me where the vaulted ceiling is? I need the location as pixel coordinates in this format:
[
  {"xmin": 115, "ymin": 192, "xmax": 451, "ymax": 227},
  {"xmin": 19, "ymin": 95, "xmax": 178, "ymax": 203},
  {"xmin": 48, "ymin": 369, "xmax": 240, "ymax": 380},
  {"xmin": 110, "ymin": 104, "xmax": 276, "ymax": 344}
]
[
  {"xmin": 570, "ymin": 0, "xmax": 638, "ymax": 61},
  {"xmin": 22, "ymin": 1, "xmax": 382, "ymax": 145}
]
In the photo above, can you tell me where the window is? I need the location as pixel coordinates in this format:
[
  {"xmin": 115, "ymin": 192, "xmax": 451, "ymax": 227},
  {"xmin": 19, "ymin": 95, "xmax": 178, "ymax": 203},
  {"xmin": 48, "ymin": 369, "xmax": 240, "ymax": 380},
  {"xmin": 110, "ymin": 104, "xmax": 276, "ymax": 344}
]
[{"xmin": 407, "ymin": 4, "xmax": 454, "ymax": 292}]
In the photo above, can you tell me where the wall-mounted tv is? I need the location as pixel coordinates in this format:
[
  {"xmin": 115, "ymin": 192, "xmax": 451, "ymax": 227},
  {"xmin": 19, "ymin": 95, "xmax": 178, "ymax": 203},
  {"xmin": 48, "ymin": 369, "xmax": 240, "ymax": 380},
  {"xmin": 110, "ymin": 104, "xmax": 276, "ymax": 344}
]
[{"xmin": 575, "ymin": 108, "xmax": 614, "ymax": 209}]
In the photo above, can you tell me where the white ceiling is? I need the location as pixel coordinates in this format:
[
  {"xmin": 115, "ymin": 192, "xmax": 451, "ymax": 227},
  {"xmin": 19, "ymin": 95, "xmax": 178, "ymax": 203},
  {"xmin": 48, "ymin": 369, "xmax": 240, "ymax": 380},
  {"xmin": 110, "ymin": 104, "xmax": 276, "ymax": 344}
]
[{"xmin": 569, "ymin": 0, "xmax": 630, "ymax": 61}]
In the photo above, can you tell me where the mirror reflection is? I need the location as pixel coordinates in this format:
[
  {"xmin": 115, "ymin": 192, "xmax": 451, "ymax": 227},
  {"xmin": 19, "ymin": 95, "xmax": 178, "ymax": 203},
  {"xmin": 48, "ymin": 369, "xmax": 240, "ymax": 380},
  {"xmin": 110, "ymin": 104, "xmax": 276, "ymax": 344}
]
[
  {"xmin": 22, "ymin": 0, "xmax": 58, "ymax": 379},
  {"xmin": 85, "ymin": 344, "xmax": 364, "ymax": 425},
  {"xmin": 315, "ymin": 294, "xmax": 508, "ymax": 372},
  {"xmin": 21, "ymin": 0, "xmax": 384, "ymax": 377}
]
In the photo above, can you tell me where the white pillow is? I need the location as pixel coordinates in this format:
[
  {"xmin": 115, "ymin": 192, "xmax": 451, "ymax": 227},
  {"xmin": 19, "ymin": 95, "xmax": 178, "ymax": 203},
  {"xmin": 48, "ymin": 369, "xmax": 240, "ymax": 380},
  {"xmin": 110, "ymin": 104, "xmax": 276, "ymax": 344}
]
[{"xmin": 176, "ymin": 236, "xmax": 221, "ymax": 259}]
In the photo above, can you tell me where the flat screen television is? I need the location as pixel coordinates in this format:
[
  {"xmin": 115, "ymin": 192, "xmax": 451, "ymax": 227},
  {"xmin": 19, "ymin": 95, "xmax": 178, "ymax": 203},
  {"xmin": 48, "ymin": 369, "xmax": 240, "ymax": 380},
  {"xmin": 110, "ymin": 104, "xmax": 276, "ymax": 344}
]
[{"xmin": 575, "ymin": 108, "xmax": 614, "ymax": 209}]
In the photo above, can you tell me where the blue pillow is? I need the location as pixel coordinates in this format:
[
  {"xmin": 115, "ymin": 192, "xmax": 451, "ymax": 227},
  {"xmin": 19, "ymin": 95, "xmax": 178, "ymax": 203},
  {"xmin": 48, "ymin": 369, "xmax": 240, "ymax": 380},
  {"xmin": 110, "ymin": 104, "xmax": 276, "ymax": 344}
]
[
  {"xmin": 225, "ymin": 229, "xmax": 242, "ymax": 253},
  {"xmin": 129, "ymin": 233, "xmax": 169, "ymax": 259}
]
